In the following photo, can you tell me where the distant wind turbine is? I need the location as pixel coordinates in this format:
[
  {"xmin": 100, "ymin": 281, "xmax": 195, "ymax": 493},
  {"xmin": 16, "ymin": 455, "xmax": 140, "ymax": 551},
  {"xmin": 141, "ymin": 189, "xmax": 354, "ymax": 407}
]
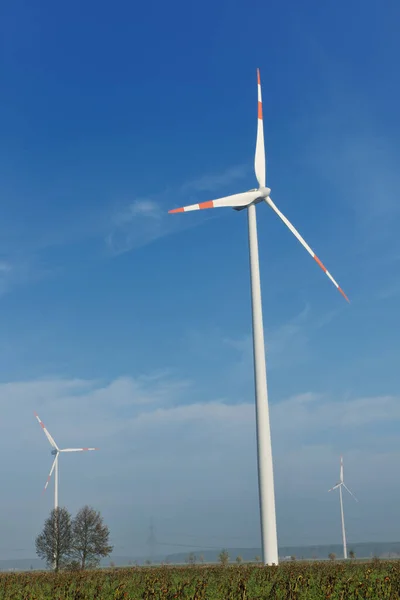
[
  {"xmin": 328, "ymin": 455, "xmax": 358, "ymax": 559},
  {"xmin": 34, "ymin": 412, "xmax": 98, "ymax": 509}
]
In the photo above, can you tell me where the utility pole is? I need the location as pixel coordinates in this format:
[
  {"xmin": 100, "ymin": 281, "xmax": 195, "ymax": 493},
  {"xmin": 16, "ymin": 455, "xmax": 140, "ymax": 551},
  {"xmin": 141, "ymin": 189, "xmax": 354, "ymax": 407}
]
[{"xmin": 147, "ymin": 517, "xmax": 157, "ymax": 563}]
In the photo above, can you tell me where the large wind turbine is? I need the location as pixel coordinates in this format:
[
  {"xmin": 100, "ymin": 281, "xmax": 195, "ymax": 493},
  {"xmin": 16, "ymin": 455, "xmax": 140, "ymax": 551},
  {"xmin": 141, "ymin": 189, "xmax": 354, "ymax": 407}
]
[
  {"xmin": 328, "ymin": 455, "xmax": 358, "ymax": 559},
  {"xmin": 34, "ymin": 412, "xmax": 98, "ymax": 509},
  {"xmin": 168, "ymin": 69, "xmax": 349, "ymax": 565}
]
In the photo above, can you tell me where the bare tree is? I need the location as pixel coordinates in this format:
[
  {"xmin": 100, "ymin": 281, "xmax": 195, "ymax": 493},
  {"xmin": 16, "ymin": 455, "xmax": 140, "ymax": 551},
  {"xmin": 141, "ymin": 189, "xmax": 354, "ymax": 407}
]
[
  {"xmin": 71, "ymin": 505, "xmax": 113, "ymax": 569},
  {"xmin": 218, "ymin": 549, "xmax": 229, "ymax": 566},
  {"xmin": 35, "ymin": 507, "xmax": 73, "ymax": 572},
  {"xmin": 236, "ymin": 555, "xmax": 243, "ymax": 564},
  {"xmin": 328, "ymin": 552, "xmax": 336, "ymax": 561}
]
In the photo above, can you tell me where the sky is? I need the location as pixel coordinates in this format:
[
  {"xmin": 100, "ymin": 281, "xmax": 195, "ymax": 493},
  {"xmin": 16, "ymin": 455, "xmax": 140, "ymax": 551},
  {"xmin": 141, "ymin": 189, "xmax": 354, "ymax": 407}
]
[{"xmin": 0, "ymin": 0, "xmax": 400, "ymax": 561}]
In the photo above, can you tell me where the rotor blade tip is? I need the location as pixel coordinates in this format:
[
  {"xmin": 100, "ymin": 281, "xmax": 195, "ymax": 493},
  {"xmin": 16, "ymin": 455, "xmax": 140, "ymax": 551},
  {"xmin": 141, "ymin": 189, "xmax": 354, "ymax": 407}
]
[
  {"xmin": 169, "ymin": 207, "xmax": 184, "ymax": 214},
  {"xmin": 257, "ymin": 68, "xmax": 260, "ymax": 84},
  {"xmin": 339, "ymin": 287, "xmax": 350, "ymax": 303}
]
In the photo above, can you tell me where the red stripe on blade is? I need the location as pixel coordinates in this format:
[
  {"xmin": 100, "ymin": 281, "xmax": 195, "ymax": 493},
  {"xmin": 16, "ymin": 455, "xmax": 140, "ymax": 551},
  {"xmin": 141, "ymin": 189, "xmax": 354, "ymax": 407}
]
[
  {"xmin": 198, "ymin": 201, "xmax": 214, "ymax": 209},
  {"xmin": 314, "ymin": 255, "xmax": 327, "ymax": 272},
  {"xmin": 168, "ymin": 207, "xmax": 184, "ymax": 214}
]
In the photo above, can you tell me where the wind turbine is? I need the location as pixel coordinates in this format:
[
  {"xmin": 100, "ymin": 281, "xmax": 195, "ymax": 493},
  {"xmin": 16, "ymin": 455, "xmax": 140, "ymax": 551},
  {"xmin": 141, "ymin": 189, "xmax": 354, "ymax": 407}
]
[
  {"xmin": 34, "ymin": 412, "xmax": 98, "ymax": 509},
  {"xmin": 328, "ymin": 455, "xmax": 358, "ymax": 559},
  {"xmin": 168, "ymin": 69, "xmax": 349, "ymax": 565}
]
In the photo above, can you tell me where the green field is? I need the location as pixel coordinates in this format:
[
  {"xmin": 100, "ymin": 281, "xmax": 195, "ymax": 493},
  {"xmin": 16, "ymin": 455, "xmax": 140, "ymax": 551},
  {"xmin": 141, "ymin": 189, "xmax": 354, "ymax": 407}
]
[{"xmin": 0, "ymin": 561, "xmax": 398, "ymax": 599}]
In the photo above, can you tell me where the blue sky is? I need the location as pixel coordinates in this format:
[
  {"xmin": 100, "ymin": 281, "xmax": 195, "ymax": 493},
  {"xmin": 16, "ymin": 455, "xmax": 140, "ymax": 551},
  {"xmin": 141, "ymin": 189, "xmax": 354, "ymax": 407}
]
[{"xmin": 0, "ymin": 0, "xmax": 400, "ymax": 560}]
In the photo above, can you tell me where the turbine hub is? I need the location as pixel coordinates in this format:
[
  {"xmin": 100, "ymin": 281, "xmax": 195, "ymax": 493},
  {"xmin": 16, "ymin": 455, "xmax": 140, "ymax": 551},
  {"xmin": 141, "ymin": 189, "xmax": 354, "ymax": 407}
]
[
  {"xmin": 51, "ymin": 449, "xmax": 58, "ymax": 456},
  {"xmin": 258, "ymin": 186, "xmax": 271, "ymax": 198}
]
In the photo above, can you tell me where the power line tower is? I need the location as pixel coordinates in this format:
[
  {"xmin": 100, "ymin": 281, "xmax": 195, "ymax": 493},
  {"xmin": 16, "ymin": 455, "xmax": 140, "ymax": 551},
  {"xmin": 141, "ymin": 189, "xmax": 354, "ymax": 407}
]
[{"xmin": 147, "ymin": 517, "xmax": 157, "ymax": 563}]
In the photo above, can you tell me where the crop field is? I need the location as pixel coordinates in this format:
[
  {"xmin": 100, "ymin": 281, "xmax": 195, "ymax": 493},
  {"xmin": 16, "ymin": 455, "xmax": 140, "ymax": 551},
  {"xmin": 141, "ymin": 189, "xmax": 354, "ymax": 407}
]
[{"xmin": 0, "ymin": 561, "xmax": 399, "ymax": 599}]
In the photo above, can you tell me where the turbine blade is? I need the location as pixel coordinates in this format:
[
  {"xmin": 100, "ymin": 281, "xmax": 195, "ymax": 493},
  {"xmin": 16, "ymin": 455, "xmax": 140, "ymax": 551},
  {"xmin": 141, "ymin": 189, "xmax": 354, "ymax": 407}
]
[
  {"xmin": 265, "ymin": 197, "xmax": 349, "ymax": 302},
  {"xmin": 254, "ymin": 68, "xmax": 266, "ymax": 188},
  {"xmin": 60, "ymin": 447, "xmax": 98, "ymax": 452},
  {"xmin": 34, "ymin": 412, "xmax": 59, "ymax": 450},
  {"xmin": 340, "ymin": 455, "xmax": 344, "ymax": 483},
  {"xmin": 42, "ymin": 455, "xmax": 58, "ymax": 494},
  {"xmin": 328, "ymin": 483, "xmax": 341, "ymax": 492},
  {"xmin": 343, "ymin": 483, "xmax": 358, "ymax": 502},
  {"xmin": 168, "ymin": 190, "xmax": 260, "ymax": 214}
]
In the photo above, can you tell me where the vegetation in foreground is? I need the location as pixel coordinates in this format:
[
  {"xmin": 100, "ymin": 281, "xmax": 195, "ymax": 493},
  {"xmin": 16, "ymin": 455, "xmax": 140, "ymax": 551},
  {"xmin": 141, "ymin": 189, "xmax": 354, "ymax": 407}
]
[{"xmin": 0, "ymin": 560, "xmax": 399, "ymax": 599}]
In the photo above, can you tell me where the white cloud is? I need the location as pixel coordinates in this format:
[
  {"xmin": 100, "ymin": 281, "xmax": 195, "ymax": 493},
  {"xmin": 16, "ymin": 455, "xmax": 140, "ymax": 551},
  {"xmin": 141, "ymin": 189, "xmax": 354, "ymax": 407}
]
[
  {"xmin": 2, "ymin": 371, "xmax": 399, "ymax": 481},
  {"xmin": 106, "ymin": 164, "xmax": 249, "ymax": 255},
  {"xmin": 303, "ymin": 117, "xmax": 400, "ymax": 256},
  {"xmin": 0, "ymin": 165, "xmax": 250, "ymax": 290},
  {"xmin": 272, "ymin": 392, "xmax": 400, "ymax": 434},
  {"xmin": 113, "ymin": 199, "xmax": 163, "ymax": 226},
  {"xmin": 180, "ymin": 164, "xmax": 249, "ymax": 194},
  {"xmin": 0, "ymin": 261, "xmax": 12, "ymax": 273},
  {"xmin": 377, "ymin": 281, "xmax": 400, "ymax": 300},
  {"xmin": 105, "ymin": 198, "xmax": 200, "ymax": 255},
  {"xmin": 1, "ymin": 370, "xmax": 400, "ymax": 558},
  {"xmin": 224, "ymin": 303, "xmax": 311, "ymax": 376},
  {"xmin": 0, "ymin": 261, "xmax": 14, "ymax": 296},
  {"xmin": 0, "ymin": 255, "xmax": 57, "ymax": 298}
]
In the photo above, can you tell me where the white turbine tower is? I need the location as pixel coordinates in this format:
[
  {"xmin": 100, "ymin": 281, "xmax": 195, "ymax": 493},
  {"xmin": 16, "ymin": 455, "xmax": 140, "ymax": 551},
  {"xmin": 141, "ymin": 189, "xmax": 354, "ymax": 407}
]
[
  {"xmin": 34, "ymin": 412, "xmax": 98, "ymax": 509},
  {"xmin": 328, "ymin": 455, "xmax": 358, "ymax": 559},
  {"xmin": 168, "ymin": 69, "xmax": 349, "ymax": 565}
]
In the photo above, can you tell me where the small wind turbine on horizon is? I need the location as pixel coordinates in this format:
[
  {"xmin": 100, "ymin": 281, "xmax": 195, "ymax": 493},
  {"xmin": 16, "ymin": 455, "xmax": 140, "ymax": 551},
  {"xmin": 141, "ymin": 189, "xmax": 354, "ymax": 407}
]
[
  {"xmin": 34, "ymin": 412, "xmax": 98, "ymax": 510},
  {"xmin": 328, "ymin": 455, "xmax": 358, "ymax": 559},
  {"xmin": 168, "ymin": 69, "xmax": 349, "ymax": 565}
]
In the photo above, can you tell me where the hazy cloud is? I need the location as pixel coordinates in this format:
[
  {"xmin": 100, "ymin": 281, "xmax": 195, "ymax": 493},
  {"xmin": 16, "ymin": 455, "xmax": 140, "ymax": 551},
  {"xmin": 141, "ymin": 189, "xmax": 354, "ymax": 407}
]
[
  {"xmin": 0, "ymin": 261, "xmax": 12, "ymax": 273},
  {"xmin": 106, "ymin": 164, "xmax": 249, "ymax": 255},
  {"xmin": 180, "ymin": 164, "xmax": 249, "ymax": 194},
  {"xmin": 224, "ymin": 303, "xmax": 311, "ymax": 378},
  {"xmin": 1, "ymin": 369, "xmax": 399, "ymax": 558}
]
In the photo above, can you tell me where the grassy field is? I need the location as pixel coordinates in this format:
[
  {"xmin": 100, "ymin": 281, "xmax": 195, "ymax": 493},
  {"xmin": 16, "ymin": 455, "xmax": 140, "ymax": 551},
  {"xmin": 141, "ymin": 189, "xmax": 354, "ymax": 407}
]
[{"xmin": 0, "ymin": 561, "xmax": 398, "ymax": 599}]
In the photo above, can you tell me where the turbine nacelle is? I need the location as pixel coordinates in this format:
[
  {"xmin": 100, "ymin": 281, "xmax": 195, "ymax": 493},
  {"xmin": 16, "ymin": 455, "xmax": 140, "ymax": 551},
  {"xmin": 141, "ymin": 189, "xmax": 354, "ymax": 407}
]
[{"xmin": 233, "ymin": 187, "xmax": 271, "ymax": 212}]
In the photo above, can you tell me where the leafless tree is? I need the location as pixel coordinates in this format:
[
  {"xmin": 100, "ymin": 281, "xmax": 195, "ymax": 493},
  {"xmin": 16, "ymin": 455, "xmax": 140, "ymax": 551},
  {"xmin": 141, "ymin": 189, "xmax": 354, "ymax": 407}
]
[
  {"xmin": 35, "ymin": 507, "xmax": 73, "ymax": 572},
  {"xmin": 71, "ymin": 505, "xmax": 113, "ymax": 569}
]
